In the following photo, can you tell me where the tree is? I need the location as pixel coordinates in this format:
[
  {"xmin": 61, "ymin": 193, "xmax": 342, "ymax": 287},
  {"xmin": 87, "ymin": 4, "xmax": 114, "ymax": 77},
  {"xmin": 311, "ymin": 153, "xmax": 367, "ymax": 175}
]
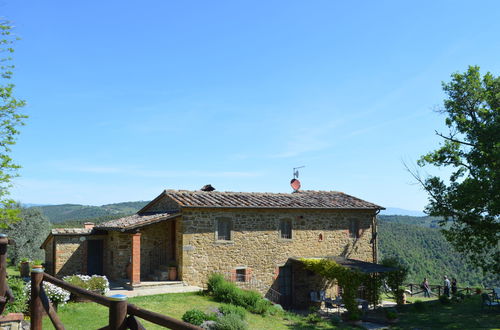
[
  {"xmin": 7, "ymin": 207, "xmax": 50, "ymax": 264},
  {"xmin": 416, "ymin": 66, "xmax": 500, "ymax": 277},
  {"xmin": 0, "ymin": 21, "xmax": 26, "ymax": 227}
]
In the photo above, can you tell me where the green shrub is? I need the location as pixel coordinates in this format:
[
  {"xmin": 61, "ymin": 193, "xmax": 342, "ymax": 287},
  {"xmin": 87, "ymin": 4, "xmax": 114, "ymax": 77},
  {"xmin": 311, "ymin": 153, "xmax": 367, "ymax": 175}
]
[
  {"xmin": 182, "ymin": 309, "xmax": 209, "ymax": 326},
  {"xmin": 241, "ymin": 290, "xmax": 260, "ymax": 309},
  {"xmin": 250, "ymin": 298, "xmax": 273, "ymax": 315},
  {"xmin": 413, "ymin": 300, "xmax": 426, "ymax": 311},
  {"xmin": 5, "ymin": 277, "xmax": 27, "ymax": 314},
  {"xmin": 207, "ymin": 273, "xmax": 225, "ymax": 294},
  {"xmin": 305, "ymin": 312, "xmax": 322, "ymax": 324},
  {"xmin": 219, "ymin": 304, "xmax": 246, "ymax": 320},
  {"xmin": 215, "ymin": 313, "xmax": 248, "ymax": 330},
  {"xmin": 213, "ymin": 281, "xmax": 239, "ymax": 304}
]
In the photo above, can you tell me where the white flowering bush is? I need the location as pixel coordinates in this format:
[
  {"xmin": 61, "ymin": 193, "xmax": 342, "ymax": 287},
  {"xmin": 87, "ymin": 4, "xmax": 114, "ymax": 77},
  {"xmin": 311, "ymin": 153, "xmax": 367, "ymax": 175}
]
[
  {"xmin": 25, "ymin": 281, "xmax": 70, "ymax": 306},
  {"xmin": 63, "ymin": 274, "xmax": 110, "ymax": 295}
]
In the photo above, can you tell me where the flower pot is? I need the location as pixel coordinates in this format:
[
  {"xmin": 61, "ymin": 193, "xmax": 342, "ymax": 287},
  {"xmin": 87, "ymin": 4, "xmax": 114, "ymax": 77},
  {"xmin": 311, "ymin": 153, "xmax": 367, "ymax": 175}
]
[
  {"xmin": 31, "ymin": 265, "xmax": 44, "ymax": 272},
  {"xmin": 20, "ymin": 262, "xmax": 30, "ymax": 277},
  {"xmin": 168, "ymin": 267, "xmax": 177, "ymax": 281}
]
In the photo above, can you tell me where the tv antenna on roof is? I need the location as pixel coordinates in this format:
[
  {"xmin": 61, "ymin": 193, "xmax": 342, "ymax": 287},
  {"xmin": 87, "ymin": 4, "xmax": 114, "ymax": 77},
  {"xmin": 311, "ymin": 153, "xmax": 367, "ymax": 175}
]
[{"xmin": 291, "ymin": 166, "xmax": 305, "ymax": 192}]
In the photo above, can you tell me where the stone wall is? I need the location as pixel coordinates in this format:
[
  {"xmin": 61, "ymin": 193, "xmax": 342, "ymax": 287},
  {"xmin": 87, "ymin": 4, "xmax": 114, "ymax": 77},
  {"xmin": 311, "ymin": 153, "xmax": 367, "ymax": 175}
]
[
  {"xmin": 139, "ymin": 220, "xmax": 176, "ymax": 279},
  {"xmin": 105, "ymin": 231, "xmax": 132, "ymax": 280},
  {"xmin": 43, "ymin": 237, "xmax": 54, "ymax": 275},
  {"xmin": 53, "ymin": 236, "xmax": 85, "ymax": 276},
  {"xmin": 180, "ymin": 208, "xmax": 375, "ymax": 294}
]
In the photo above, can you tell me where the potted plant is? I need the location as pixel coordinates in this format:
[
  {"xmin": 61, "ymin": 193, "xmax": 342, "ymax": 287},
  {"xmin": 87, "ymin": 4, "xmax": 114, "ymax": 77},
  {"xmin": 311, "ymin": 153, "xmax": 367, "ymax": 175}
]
[
  {"xmin": 168, "ymin": 261, "xmax": 177, "ymax": 281},
  {"xmin": 19, "ymin": 258, "xmax": 30, "ymax": 277},
  {"xmin": 385, "ymin": 308, "xmax": 399, "ymax": 324},
  {"xmin": 31, "ymin": 259, "xmax": 44, "ymax": 271}
]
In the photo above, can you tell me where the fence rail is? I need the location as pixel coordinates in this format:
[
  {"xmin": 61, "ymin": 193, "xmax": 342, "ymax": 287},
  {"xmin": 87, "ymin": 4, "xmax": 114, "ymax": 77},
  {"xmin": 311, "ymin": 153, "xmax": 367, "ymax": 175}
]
[
  {"xmin": 402, "ymin": 283, "xmax": 495, "ymax": 297},
  {"xmin": 30, "ymin": 271, "xmax": 202, "ymax": 330}
]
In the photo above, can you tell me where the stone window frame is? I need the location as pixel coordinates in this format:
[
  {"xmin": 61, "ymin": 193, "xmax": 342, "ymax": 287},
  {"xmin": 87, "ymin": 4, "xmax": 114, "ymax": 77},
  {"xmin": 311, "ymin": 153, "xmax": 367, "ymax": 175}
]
[
  {"xmin": 232, "ymin": 267, "xmax": 252, "ymax": 282},
  {"xmin": 279, "ymin": 218, "xmax": 293, "ymax": 240},
  {"xmin": 349, "ymin": 219, "xmax": 361, "ymax": 239},
  {"xmin": 215, "ymin": 217, "xmax": 233, "ymax": 242}
]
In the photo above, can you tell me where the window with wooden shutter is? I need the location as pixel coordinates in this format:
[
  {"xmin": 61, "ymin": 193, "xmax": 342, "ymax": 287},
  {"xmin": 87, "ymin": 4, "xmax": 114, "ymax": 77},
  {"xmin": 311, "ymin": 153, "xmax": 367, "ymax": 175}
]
[
  {"xmin": 349, "ymin": 219, "xmax": 360, "ymax": 239},
  {"xmin": 217, "ymin": 218, "xmax": 232, "ymax": 241},
  {"xmin": 280, "ymin": 219, "xmax": 292, "ymax": 239}
]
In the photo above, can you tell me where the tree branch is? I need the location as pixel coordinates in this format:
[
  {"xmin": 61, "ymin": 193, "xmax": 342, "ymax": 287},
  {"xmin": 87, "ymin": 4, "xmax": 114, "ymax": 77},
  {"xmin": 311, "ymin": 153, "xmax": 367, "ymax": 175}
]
[{"xmin": 435, "ymin": 131, "xmax": 476, "ymax": 147}]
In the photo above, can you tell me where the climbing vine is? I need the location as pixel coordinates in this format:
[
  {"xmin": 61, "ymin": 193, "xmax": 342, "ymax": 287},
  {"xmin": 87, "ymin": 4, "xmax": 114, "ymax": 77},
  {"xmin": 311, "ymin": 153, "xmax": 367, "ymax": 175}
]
[{"xmin": 300, "ymin": 258, "xmax": 380, "ymax": 314}]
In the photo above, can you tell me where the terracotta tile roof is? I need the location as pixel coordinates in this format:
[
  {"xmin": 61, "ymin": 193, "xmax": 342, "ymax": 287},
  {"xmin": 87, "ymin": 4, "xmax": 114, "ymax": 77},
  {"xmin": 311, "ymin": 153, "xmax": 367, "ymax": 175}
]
[
  {"xmin": 163, "ymin": 190, "xmax": 383, "ymax": 210},
  {"xmin": 50, "ymin": 228, "xmax": 93, "ymax": 235},
  {"xmin": 96, "ymin": 212, "xmax": 178, "ymax": 231}
]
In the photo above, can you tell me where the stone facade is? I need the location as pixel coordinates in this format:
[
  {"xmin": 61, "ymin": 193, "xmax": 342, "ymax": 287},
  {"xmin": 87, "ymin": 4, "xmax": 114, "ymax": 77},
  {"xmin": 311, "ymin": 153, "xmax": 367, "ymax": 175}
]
[
  {"xmin": 180, "ymin": 208, "xmax": 375, "ymax": 296},
  {"xmin": 105, "ymin": 231, "xmax": 132, "ymax": 280}
]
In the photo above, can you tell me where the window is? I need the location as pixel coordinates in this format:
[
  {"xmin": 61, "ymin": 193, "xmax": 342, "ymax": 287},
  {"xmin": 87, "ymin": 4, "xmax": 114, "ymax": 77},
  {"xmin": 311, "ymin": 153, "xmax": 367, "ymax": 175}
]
[
  {"xmin": 280, "ymin": 219, "xmax": 292, "ymax": 239},
  {"xmin": 349, "ymin": 219, "xmax": 360, "ymax": 239},
  {"xmin": 231, "ymin": 268, "xmax": 252, "ymax": 282},
  {"xmin": 217, "ymin": 218, "xmax": 232, "ymax": 241},
  {"xmin": 236, "ymin": 269, "xmax": 246, "ymax": 282}
]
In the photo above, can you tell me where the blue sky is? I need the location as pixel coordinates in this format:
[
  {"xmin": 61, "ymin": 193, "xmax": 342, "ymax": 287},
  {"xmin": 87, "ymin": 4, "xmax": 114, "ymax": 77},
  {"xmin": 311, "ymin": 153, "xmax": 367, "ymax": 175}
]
[{"xmin": 3, "ymin": 1, "xmax": 500, "ymax": 210}]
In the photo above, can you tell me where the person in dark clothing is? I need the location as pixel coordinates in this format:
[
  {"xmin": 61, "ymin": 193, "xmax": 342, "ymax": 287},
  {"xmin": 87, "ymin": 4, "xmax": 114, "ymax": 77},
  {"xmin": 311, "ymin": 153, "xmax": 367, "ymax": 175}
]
[
  {"xmin": 451, "ymin": 278, "xmax": 458, "ymax": 295},
  {"xmin": 422, "ymin": 277, "xmax": 431, "ymax": 297}
]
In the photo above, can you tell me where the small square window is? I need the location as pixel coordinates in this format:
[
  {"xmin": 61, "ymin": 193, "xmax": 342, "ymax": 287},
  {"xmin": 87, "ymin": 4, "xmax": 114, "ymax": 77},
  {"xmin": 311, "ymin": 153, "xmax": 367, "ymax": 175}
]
[
  {"xmin": 280, "ymin": 219, "xmax": 292, "ymax": 239},
  {"xmin": 217, "ymin": 218, "xmax": 232, "ymax": 241},
  {"xmin": 236, "ymin": 269, "xmax": 246, "ymax": 282}
]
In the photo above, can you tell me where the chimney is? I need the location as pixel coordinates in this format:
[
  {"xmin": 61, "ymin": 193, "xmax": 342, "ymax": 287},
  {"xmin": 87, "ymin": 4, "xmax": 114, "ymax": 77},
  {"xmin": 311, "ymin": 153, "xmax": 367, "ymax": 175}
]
[
  {"xmin": 200, "ymin": 184, "xmax": 215, "ymax": 192},
  {"xmin": 84, "ymin": 222, "xmax": 95, "ymax": 230}
]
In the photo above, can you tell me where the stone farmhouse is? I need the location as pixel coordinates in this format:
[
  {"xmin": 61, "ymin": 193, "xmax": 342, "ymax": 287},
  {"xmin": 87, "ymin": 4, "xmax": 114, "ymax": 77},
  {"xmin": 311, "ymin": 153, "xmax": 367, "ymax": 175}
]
[{"xmin": 41, "ymin": 188, "xmax": 385, "ymax": 308}]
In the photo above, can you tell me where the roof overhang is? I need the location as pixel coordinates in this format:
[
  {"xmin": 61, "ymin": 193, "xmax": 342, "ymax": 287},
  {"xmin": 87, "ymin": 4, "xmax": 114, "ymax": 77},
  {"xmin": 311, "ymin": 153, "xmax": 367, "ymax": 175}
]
[
  {"xmin": 289, "ymin": 256, "xmax": 397, "ymax": 274},
  {"xmin": 98, "ymin": 213, "xmax": 181, "ymax": 232}
]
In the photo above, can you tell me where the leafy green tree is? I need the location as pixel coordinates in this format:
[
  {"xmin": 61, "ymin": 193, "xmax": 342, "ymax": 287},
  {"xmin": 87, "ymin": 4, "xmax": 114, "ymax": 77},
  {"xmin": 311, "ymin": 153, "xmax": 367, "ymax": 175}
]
[
  {"xmin": 0, "ymin": 21, "xmax": 26, "ymax": 228},
  {"xmin": 7, "ymin": 207, "xmax": 50, "ymax": 264},
  {"xmin": 416, "ymin": 66, "xmax": 499, "ymax": 276}
]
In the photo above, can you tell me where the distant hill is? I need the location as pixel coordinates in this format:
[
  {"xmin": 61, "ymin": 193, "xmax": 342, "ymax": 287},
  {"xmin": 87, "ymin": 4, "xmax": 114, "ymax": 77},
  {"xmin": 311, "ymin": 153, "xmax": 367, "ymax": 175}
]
[
  {"xmin": 29, "ymin": 201, "xmax": 149, "ymax": 223},
  {"xmin": 377, "ymin": 217, "xmax": 495, "ymax": 287},
  {"xmin": 379, "ymin": 207, "xmax": 426, "ymax": 217}
]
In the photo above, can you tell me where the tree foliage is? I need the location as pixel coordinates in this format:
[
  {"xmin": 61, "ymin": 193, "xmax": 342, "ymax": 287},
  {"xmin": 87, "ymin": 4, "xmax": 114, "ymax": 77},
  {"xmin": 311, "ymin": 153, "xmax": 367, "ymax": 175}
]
[
  {"xmin": 417, "ymin": 66, "xmax": 499, "ymax": 276},
  {"xmin": 6, "ymin": 207, "xmax": 50, "ymax": 264},
  {"xmin": 0, "ymin": 21, "xmax": 26, "ymax": 228}
]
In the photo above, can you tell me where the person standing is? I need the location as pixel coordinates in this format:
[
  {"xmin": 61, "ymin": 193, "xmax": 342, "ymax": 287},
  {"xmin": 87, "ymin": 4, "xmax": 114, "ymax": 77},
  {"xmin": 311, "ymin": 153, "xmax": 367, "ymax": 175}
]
[
  {"xmin": 451, "ymin": 278, "xmax": 458, "ymax": 295},
  {"xmin": 443, "ymin": 276, "xmax": 451, "ymax": 297},
  {"xmin": 422, "ymin": 278, "xmax": 431, "ymax": 298}
]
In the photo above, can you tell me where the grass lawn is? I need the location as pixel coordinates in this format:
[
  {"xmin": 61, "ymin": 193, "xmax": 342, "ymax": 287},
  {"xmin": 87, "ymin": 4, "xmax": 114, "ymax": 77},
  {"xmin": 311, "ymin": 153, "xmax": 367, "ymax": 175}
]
[
  {"xmin": 41, "ymin": 292, "xmax": 349, "ymax": 329},
  {"xmin": 38, "ymin": 291, "xmax": 500, "ymax": 329},
  {"xmin": 393, "ymin": 295, "xmax": 500, "ymax": 330}
]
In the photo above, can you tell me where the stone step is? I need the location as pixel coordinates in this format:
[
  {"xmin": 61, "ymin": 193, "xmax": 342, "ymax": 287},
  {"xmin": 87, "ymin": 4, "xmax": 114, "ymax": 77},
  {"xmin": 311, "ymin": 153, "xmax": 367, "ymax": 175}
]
[{"xmin": 125, "ymin": 281, "xmax": 184, "ymax": 290}]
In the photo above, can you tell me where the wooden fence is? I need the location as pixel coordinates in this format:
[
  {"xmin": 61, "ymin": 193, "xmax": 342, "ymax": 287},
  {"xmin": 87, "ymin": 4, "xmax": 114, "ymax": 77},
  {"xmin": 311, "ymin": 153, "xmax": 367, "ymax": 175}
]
[
  {"xmin": 0, "ymin": 234, "xmax": 201, "ymax": 330},
  {"xmin": 403, "ymin": 283, "xmax": 495, "ymax": 297}
]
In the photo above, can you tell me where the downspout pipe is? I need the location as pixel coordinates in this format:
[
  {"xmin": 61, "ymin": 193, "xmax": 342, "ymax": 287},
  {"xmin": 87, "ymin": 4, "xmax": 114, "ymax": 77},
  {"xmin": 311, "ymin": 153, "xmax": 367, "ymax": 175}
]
[{"xmin": 372, "ymin": 209, "xmax": 381, "ymax": 264}]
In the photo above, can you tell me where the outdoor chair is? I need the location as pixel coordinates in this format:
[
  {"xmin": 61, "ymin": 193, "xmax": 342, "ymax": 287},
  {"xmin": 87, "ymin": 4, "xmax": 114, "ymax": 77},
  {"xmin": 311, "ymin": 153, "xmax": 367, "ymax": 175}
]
[
  {"xmin": 494, "ymin": 288, "xmax": 500, "ymax": 303},
  {"xmin": 319, "ymin": 290, "xmax": 326, "ymax": 301},
  {"xmin": 310, "ymin": 291, "xmax": 321, "ymax": 303},
  {"xmin": 481, "ymin": 293, "xmax": 500, "ymax": 310}
]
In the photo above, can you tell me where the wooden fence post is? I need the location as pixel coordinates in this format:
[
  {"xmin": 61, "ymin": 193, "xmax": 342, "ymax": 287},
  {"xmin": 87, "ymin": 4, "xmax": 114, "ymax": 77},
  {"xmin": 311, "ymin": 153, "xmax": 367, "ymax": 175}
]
[
  {"xmin": 109, "ymin": 294, "xmax": 128, "ymax": 330},
  {"xmin": 30, "ymin": 268, "xmax": 44, "ymax": 330}
]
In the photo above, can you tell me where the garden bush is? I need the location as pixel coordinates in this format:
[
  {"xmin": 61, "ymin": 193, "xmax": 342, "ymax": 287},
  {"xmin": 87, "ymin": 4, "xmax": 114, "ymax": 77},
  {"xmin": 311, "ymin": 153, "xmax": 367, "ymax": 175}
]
[
  {"xmin": 214, "ymin": 313, "xmax": 248, "ymax": 330},
  {"xmin": 62, "ymin": 274, "xmax": 109, "ymax": 295},
  {"xmin": 182, "ymin": 309, "xmax": 210, "ymax": 326},
  {"xmin": 25, "ymin": 281, "xmax": 70, "ymax": 306},
  {"xmin": 207, "ymin": 274, "xmax": 278, "ymax": 315},
  {"xmin": 304, "ymin": 312, "xmax": 322, "ymax": 324},
  {"xmin": 5, "ymin": 277, "xmax": 27, "ymax": 314},
  {"xmin": 218, "ymin": 304, "xmax": 246, "ymax": 320},
  {"xmin": 207, "ymin": 273, "xmax": 225, "ymax": 294},
  {"xmin": 249, "ymin": 298, "xmax": 273, "ymax": 315}
]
